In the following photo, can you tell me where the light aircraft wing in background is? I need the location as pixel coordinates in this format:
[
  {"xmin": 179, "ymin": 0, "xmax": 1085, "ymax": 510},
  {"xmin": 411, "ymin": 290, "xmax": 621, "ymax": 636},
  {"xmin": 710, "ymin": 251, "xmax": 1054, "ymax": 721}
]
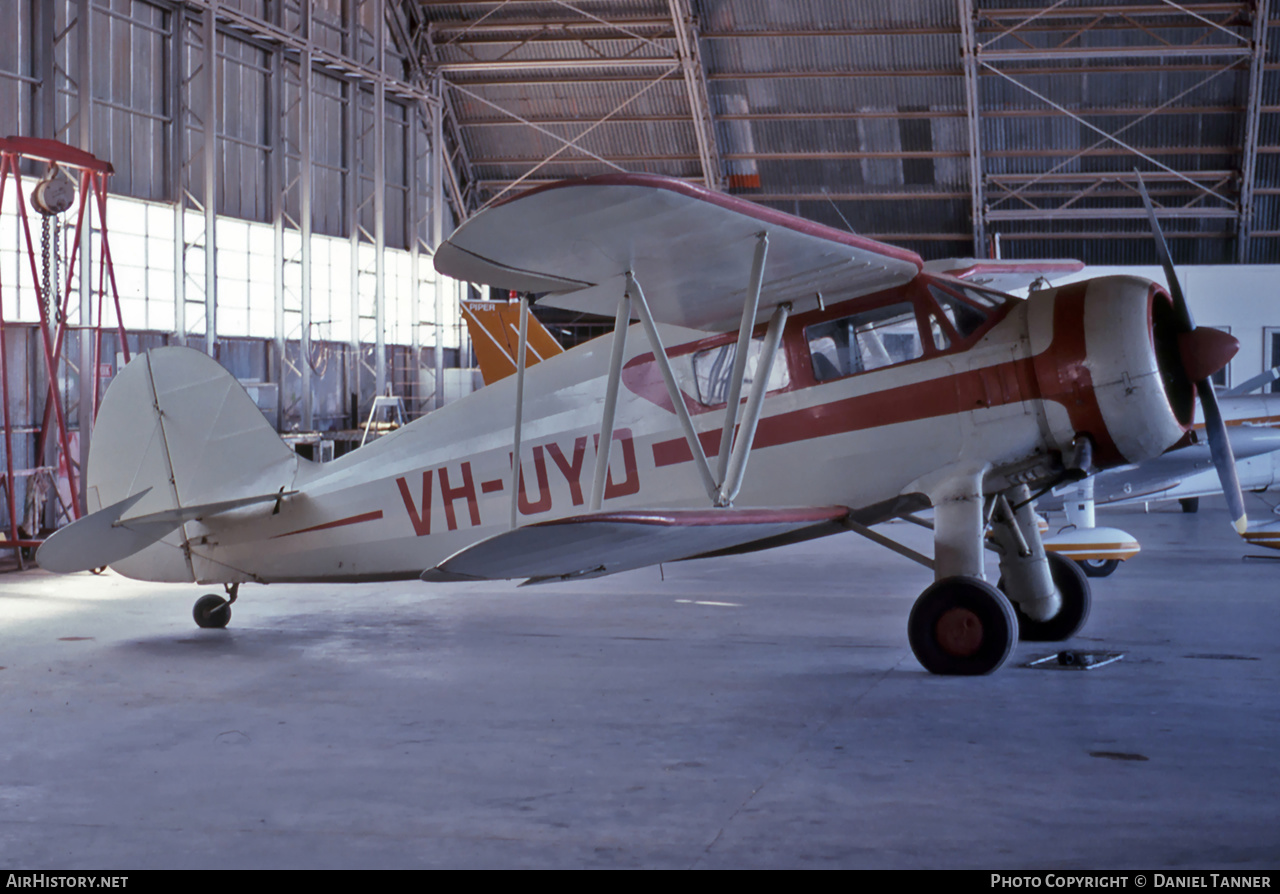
[
  {"xmin": 1051, "ymin": 424, "xmax": 1280, "ymax": 508},
  {"xmin": 1039, "ymin": 415, "xmax": 1280, "ymax": 575},
  {"xmin": 1225, "ymin": 366, "xmax": 1280, "ymax": 397},
  {"xmin": 436, "ymin": 173, "xmax": 923, "ymax": 331}
]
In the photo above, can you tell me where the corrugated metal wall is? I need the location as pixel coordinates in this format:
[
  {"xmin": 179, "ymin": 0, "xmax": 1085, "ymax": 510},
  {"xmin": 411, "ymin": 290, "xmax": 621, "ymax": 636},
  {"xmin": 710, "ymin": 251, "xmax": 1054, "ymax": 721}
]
[{"xmin": 0, "ymin": 0, "xmax": 467, "ymax": 537}]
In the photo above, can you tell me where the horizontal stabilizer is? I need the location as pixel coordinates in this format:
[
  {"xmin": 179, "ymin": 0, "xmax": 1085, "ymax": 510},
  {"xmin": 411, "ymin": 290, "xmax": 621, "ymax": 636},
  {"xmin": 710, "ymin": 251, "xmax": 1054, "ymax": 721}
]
[
  {"xmin": 36, "ymin": 489, "xmax": 290, "ymax": 574},
  {"xmin": 421, "ymin": 506, "xmax": 850, "ymax": 584},
  {"xmin": 36, "ymin": 490, "xmax": 173, "ymax": 573}
]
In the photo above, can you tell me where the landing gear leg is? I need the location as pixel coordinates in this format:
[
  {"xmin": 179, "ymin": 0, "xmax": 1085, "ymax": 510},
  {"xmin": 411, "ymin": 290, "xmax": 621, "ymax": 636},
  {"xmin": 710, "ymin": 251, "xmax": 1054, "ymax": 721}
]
[
  {"xmin": 1017, "ymin": 554, "xmax": 1090, "ymax": 640},
  {"xmin": 909, "ymin": 469, "xmax": 1019, "ymax": 675},
  {"xmin": 193, "ymin": 582, "xmax": 239, "ymax": 630},
  {"xmin": 990, "ymin": 485, "xmax": 1091, "ymax": 642}
]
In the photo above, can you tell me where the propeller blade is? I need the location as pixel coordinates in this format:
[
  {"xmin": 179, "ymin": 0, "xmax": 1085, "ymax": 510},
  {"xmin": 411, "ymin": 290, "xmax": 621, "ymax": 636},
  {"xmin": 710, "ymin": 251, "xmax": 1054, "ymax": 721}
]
[
  {"xmin": 1199, "ymin": 383, "xmax": 1249, "ymax": 535},
  {"xmin": 1135, "ymin": 172, "xmax": 1194, "ymax": 331},
  {"xmin": 1136, "ymin": 169, "xmax": 1246, "ymax": 535}
]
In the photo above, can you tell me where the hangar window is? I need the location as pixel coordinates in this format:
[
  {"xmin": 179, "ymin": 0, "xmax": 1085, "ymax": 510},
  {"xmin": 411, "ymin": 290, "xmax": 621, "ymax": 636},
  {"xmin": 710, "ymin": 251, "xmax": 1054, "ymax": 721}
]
[
  {"xmin": 1267, "ymin": 328, "xmax": 1280, "ymax": 394},
  {"xmin": 692, "ymin": 337, "xmax": 790, "ymax": 406},
  {"xmin": 806, "ymin": 302, "xmax": 924, "ymax": 381}
]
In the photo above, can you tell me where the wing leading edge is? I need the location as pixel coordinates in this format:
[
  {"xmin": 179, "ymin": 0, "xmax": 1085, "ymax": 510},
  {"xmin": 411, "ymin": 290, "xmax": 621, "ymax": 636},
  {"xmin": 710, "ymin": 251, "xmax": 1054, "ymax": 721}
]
[
  {"xmin": 435, "ymin": 174, "xmax": 923, "ymax": 332},
  {"xmin": 421, "ymin": 506, "xmax": 851, "ymax": 584}
]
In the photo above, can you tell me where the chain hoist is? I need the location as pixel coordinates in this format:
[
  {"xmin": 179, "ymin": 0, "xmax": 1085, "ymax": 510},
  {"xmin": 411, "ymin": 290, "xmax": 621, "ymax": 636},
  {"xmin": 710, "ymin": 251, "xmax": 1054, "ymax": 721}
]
[{"xmin": 32, "ymin": 164, "xmax": 75, "ymax": 325}]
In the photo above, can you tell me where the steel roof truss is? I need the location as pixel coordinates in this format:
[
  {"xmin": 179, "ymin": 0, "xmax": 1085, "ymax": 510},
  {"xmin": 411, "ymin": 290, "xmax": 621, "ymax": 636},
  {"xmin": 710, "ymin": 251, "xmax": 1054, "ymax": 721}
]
[
  {"xmin": 1237, "ymin": 3, "xmax": 1268, "ymax": 261},
  {"xmin": 462, "ymin": 66, "xmax": 679, "ymax": 209}
]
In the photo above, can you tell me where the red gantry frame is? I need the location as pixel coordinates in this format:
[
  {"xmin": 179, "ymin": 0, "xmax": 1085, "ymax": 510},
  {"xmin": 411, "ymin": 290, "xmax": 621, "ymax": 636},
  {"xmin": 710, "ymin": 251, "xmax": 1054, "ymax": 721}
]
[{"xmin": 0, "ymin": 137, "xmax": 131, "ymax": 560}]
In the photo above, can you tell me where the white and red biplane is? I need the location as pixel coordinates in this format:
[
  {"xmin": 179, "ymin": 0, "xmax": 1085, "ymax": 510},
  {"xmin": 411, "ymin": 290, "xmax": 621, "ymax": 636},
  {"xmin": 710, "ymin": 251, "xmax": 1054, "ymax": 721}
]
[{"xmin": 37, "ymin": 173, "xmax": 1244, "ymax": 675}]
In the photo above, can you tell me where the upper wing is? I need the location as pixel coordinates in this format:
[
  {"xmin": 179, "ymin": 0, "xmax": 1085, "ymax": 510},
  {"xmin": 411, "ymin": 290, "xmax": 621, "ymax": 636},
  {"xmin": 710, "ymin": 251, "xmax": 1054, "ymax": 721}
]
[
  {"xmin": 922, "ymin": 258, "xmax": 1084, "ymax": 294},
  {"xmin": 435, "ymin": 174, "xmax": 923, "ymax": 332}
]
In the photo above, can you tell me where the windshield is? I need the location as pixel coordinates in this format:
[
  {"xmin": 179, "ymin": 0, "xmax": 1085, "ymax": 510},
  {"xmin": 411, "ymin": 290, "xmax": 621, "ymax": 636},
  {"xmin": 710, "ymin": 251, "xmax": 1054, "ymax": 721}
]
[{"xmin": 926, "ymin": 280, "xmax": 1012, "ymax": 340}]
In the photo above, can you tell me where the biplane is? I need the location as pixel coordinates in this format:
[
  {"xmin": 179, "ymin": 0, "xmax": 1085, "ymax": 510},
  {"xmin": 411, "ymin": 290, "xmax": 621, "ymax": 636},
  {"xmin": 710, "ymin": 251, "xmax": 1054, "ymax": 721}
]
[{"xmin": 37, "ymin": 173, "xmax": 1244, "ymax": 675}]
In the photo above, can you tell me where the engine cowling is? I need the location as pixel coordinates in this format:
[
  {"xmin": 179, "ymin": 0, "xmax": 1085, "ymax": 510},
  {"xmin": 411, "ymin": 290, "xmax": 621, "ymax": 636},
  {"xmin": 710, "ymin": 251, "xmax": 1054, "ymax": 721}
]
[{"xmin": 1026, "ymin": 275, "xmax": 1234, "ymax": 469}]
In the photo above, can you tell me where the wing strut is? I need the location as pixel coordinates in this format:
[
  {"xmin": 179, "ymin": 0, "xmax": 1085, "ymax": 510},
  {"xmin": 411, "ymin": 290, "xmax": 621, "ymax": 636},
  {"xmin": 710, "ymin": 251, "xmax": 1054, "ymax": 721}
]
[
  {"xmin": 624, "ymin": 243, "xmax": 790, "ymax": 507},
  {"xmin": 628, "ymin": 271, "xmax": 720, "ymax": 500},
  {"xmin": 589, "ymin": 289, "xmax": 634, "ymax": 511},
  {"xmin": 718, "ymin": 302, "xmax": 789, "ymax": 506},
  {"xmin": 509, "ymin": 294, "xmax": 530, "ymax": 529},
  {"xmin": 716, "ymin": 233, "xmax": 769, "ymax": 485},
  {"xmin": 543, "ymin": 234, "xmax": 792, "ymax": 516}
]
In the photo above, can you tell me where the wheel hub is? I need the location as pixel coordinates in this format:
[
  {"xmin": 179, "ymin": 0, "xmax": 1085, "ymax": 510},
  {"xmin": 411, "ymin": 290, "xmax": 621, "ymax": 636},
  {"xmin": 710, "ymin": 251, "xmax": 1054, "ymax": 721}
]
[{"xmin": 935, "ymin": 607, "xmax": 983, "ymax": 657}]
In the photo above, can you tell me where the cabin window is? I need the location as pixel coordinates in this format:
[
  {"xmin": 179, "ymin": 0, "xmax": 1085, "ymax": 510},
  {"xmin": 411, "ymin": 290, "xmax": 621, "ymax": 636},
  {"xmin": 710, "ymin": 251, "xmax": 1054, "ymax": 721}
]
[
  {"xmin": 691, "ymin": 337, "xmax": 790, "ymax": 406},
  {"xmin": 806, "ymin": 302, "xmax": 924, "ymax": 381}
]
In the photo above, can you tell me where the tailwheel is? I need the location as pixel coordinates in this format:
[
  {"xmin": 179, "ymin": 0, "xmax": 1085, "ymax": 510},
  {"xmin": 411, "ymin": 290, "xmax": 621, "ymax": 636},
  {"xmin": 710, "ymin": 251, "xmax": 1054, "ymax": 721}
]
[
  {"xmin": 1010, "ymin": 553, "xmax": 1091, "ymax": 642},
  {"xmin": 907, "ymin": 576, "xmax": 1018, "ymax": 676},
  {"xmin": 193, "ymin": 594, "xmax": 231, "ymax": 629},
  {"xmin": 193, "ymin": 583, "xmax": 238, "ymax": 629}
]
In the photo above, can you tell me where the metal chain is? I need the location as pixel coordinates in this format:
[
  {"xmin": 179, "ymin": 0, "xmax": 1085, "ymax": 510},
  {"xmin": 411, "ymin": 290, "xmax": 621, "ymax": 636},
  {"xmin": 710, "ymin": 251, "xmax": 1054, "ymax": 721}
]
[
  {"xmin": 40, "ymin": 213, "xmax": 52, "ymax": 323},
  {"xmin": 38, "ymin": 208, "xmax": 64, "ymax": 325},
  {"xmin": 53, "ymin": 215, "xmax": 63, "ymax": 324}
]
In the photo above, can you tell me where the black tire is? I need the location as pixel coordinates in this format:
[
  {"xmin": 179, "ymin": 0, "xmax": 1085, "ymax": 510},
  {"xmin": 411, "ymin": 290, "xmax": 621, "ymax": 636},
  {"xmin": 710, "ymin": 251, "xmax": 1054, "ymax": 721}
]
[
  {"xmin": 908, "ymin": 576, "xmax": 1018, "ymax": 676},
  {"xmin": 1012, "ymin": 553, "xmax": 1091, "ymax": 642},
  {"xmin": 1180, "ymin": 497, "xmax": 1200, "ymax": 513},
  {"xmin": 193, "ymin": 593, "xmax": 231, "ymax": 629},
  {"xmin": 1078, "ymin": 557, "xmax": 1119, "ymax": 578}
]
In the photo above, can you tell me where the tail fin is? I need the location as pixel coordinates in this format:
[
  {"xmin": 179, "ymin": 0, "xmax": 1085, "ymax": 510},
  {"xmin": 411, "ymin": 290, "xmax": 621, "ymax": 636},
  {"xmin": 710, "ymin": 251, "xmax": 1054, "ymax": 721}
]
[
  {"xmin": 461, "ymin": 299, "xmax": 564, "ymax": 385},
  {"xmin": 37, "ymin": 347, "xmax": 298, "ymax": 579}
]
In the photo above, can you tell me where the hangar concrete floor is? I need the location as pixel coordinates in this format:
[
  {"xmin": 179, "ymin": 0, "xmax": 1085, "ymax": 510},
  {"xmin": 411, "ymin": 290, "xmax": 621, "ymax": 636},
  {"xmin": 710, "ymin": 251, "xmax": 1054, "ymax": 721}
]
[{"xmin": 1, "ymin": 497, "xmax": 1277, "ymax": 870}]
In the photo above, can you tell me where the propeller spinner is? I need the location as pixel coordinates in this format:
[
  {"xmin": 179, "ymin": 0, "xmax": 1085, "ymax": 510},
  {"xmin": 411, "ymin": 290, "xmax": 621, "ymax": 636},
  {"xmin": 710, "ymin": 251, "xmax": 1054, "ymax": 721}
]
[{"xmin": 1135, "ymin": 173, "xmax": 1247, "ymax": 535}]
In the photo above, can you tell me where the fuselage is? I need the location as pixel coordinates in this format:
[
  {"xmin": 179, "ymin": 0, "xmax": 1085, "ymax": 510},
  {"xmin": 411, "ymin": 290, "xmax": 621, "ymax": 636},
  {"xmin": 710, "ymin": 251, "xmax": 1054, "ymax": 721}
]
[{"xmin": 109, "ymin": 273, "xmax": 1191, "ymax": 585}]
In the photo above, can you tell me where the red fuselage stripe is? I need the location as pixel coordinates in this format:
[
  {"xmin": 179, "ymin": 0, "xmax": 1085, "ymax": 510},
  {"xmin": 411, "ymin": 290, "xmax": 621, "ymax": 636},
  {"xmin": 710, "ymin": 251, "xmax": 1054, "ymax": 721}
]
[
  {"xmin": 272, "ymin": 510, "xmax": 384, "ymax": 539},
  {"xmin": 650, "ymin": 357, "xmax": 1039, "ymax": 467}
]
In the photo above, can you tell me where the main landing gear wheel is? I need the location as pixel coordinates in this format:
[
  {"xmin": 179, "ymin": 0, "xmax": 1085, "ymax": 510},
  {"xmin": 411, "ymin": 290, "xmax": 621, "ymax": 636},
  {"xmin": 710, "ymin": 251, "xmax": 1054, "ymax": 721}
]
[
  {"xmin": 1009, "ymin": 553, "xmax": 1091, "ymax": 642},
  {"xmin": 908, "ymin": 576, "xmax": 1018, "ymax": 676},
  {"xmin": 1078, "ymin": 557, "xmax": 1119, "ymax": 578},
  {"xmin": 193, "ymin": 593, "xmax": 231, "ymax": 629}
]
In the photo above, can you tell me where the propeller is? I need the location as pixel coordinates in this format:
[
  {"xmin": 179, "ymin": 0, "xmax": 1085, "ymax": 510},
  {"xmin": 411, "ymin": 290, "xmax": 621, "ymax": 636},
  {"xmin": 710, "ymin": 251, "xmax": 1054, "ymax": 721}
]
[{"xmin": 1135, "ymin": 173, "xmax": 1248, "ymax": 535}]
